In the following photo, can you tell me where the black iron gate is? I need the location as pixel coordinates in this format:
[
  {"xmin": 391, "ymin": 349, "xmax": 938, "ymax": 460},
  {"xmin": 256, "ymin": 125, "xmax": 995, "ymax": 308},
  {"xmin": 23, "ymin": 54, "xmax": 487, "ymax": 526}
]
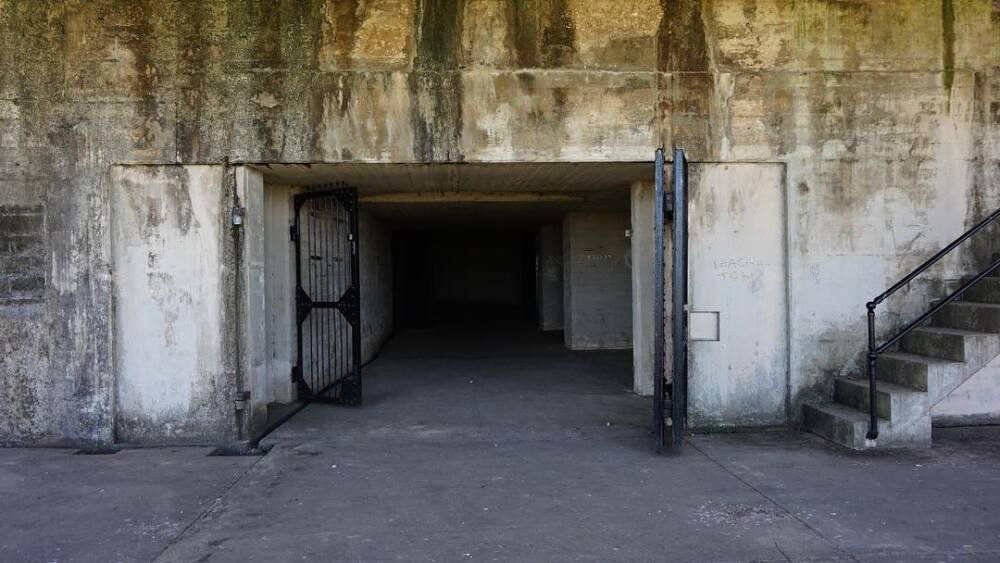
[
  {"xmin": 292, "ymin": 184, "xmax": 362, "ymax": 405},
  {"xmin": 654, "ymin": 148, "xmax": 688, "ymax": 452}
]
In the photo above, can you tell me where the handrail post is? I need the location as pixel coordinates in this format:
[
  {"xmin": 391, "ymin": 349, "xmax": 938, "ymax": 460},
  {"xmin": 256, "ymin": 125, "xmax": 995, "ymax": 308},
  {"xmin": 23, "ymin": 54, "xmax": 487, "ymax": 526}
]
[{"xmin": 865, "ymin": 302, "xmax": 879, "ymax": 441}]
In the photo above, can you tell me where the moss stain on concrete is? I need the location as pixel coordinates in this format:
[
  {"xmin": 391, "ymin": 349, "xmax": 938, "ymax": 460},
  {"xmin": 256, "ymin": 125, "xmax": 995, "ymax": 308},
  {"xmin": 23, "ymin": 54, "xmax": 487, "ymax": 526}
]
[
  {"xmin": 942, "ymin": 0, "xmax": 956, "ymax": 97},
  {"xmin": 410, "ymin": 0, "xmax": 465, "ymax": 161}
]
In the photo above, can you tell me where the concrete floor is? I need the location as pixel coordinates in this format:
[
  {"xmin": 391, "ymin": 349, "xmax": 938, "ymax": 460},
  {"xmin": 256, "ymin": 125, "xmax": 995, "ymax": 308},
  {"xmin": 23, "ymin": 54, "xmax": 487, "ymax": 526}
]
[{"xmin": 3, "ymin": 318, "xmax": 1000, "ymax": 562}]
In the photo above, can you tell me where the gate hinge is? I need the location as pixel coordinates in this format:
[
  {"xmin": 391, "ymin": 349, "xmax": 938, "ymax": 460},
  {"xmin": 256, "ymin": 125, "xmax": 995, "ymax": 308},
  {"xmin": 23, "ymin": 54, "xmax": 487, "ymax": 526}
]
[{"xmin": 234, "ymin": 390, "xmax": 250, "ymax": 411}]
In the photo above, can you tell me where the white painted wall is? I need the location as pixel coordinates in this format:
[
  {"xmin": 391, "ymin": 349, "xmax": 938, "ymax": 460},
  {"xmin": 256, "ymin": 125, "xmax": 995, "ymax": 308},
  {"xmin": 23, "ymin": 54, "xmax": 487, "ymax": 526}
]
[
  {"xmin": 111, "ymin": 165, "xmax": 231, "ymax": 444},
  {"xmin": 563, "ymin": 211, "xmax": 632, "ymax": 350},
  {"xmin": 687, "ymin": 163, "xmax": 788, "ymax": 428}
]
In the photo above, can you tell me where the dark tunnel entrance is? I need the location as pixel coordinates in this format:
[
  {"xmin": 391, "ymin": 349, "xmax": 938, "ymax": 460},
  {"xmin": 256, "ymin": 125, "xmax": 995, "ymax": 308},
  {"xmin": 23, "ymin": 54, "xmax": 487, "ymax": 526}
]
[{"xmin": 393, "ymin": 230, "xmax": 538, "ymax": 330}]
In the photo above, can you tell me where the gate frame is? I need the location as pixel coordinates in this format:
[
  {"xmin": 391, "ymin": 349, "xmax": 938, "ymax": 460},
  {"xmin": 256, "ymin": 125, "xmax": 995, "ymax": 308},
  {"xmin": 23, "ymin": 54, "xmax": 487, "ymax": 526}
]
[{"xmin": 654, "ymin": 148, "xmax": 689, "ymax": 452}]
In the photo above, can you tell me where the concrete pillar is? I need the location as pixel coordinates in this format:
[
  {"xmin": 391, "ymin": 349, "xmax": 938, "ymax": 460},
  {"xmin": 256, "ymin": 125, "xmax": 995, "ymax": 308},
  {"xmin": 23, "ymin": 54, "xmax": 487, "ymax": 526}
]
[
  {"xmin": 562, "ymin": 211, "xmax": 632, "ymax": 350},
  {"xmin": 630, "ymin": 181, "xmax": 655, "ymax": 396},
  {"xmin": 237, "ymin": 166, "xmax": 269, "ymax": 437},
  {"xmin": 262, "ymin": 184, "xmax": 295, "ymax": 404},
  {"xmin": 536, "ymin": 224, "xmax": 564, "ymax": 331}
]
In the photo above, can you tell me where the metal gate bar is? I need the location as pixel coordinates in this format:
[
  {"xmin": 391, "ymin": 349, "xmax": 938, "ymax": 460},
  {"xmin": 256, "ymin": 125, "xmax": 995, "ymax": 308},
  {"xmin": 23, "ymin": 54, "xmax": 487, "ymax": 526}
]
[
  {"xmin": 653, "ymin": 148, "xmax": 667, "ymax": 452},
  {"xmin": 653, "ymin": 147, "xmax": 689, "ymax": 452},
  {"xmin": 670, "ymin": 148, "xmax": 689, "ymax": 449},
  {"xmin": 292, "ymin": 183, "xmax": 362, "ymax": 405}
]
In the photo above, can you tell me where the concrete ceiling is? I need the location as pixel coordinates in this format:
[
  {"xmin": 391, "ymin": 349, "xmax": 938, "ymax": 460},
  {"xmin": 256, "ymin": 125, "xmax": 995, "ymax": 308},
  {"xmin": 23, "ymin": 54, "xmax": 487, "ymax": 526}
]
[
  {"xmin": 257, "ymin": 162, "xmax": 648, "ymax": 232},
  {"xmin": 364, "ymin": 201, "xmax": 625, "ymax": 232}
]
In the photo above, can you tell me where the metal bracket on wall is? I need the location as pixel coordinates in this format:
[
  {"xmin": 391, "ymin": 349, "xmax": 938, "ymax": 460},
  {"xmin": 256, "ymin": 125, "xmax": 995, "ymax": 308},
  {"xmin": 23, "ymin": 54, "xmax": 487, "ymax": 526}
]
[{"xmin": 234, "ymin": 390, "xmax": 251, "ymax": 411}]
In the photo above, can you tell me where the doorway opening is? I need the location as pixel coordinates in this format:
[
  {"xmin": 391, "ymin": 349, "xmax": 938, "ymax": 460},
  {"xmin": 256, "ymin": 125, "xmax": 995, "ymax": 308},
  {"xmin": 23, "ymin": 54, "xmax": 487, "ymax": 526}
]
[{"xmin": 249, "ymin": 162, "xmax": 654, "ymax": 439}]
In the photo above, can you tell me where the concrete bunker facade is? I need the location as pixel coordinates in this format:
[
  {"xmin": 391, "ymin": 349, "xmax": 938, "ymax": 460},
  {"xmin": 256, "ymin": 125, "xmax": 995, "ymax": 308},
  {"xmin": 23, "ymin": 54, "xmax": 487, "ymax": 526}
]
[{"xmin": 1, "ymin": 1, "xmax": 1000, "ymax": 447}]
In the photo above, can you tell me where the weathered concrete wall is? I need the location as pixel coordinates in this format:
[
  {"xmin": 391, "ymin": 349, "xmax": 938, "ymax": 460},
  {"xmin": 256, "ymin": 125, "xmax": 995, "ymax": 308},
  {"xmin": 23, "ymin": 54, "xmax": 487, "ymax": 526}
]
[
  {"xmin": 536, "ymin": 224, "xmax": 564, "ymax": 331},
  {"xmin": 563, "ymin": 211, "xmax": 632, "ymax": 350},
  {"xmin": 677, "ymin": 1, "xmax": 1000, "ymax": 422},
  {"xmin": 111, "ymin": 165, "xmax": 233, "ymax": 445},
  {"xmin": 1, "ymin": 1, "xmax": 999, "ymax": 443},
  {"xmin": 687, "ymin": 163, "xmax": 788, "ymax": 428},
  {"xmin": 359, "ymin": 210, "xmax": 393, "ymax": 362}
]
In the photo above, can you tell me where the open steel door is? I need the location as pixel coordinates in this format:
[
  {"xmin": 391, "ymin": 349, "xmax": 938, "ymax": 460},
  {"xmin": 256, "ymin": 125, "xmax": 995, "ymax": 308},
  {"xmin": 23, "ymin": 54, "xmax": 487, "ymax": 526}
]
[
  {"xmin": 654, "ymin": 148, "xmax": 688, "ymax": 452},
  {"xmin": 291, "ymin": 184, "xmax": 362, "ymax": 405}
]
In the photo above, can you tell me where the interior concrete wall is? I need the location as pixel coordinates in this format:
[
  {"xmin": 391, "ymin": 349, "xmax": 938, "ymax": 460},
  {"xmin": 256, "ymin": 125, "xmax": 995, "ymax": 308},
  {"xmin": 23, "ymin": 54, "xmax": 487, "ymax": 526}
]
[
  {"xmin": 359, "ymin": 211, "xmax": 393, "ymax": 363},
  {"xmin": 110, "ymin": 165, "xmax": 233, "ymax": 444},
  {"xmin": 563, "ymin": 212, "xmax": 632, "ymax": 350},
  {"xmin": 630, "ymin": 181, "xmax": 655, "ymax": 396},
  {"xmin": 687, "ymin": 163, "xmax": 789, "ymax": 428},
  {"xmin": 536, "ymin": 224, "xmax": 564, "ymax": 331},
  {"xmin": 2, "ymin": 1, "xmax": 1000, "ymax": 444}
]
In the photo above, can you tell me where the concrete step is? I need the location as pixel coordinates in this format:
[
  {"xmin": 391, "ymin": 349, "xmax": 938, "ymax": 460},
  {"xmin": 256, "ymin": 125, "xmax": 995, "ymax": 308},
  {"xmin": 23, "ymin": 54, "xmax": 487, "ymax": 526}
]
[
  {"xmin": 900, "ymin": 326, "xmax": 998, "ymax": 363},
  {"xmin": 802, "ymin": 402, "xmax": 873, "ymax": 450},
  {"xmin": 875, "ymin": 351, "xmax": 959, "ymax": 392},
  {"xmin": 932, "ymin": 301, "xmax": 1000, "ymax": 333},
  {"xmin": 802, "ymin": 401, "xmax": 932, "ymax": 449},
  {"xmin": 961, "ymin": 277, "xmax": 1000, "ymax": 304},
  {"xmin": 878, "ymin": 328, "xmax": 998, "ymax": 406},
  {"xmin": 833, "ymin": 377, "xmax": 928, "ymax": 421}
]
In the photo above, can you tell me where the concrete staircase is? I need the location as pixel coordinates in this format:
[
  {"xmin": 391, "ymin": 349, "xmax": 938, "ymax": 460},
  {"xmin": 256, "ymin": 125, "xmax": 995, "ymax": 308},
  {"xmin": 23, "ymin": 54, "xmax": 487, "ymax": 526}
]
[{"xmin": 803, "ymin": 276, "xmax": 1000, "ymax": 449}]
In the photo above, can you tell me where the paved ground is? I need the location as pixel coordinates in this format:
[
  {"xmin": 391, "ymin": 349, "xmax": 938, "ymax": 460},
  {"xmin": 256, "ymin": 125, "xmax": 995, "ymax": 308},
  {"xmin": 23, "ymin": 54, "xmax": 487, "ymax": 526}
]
[{"xmin": 3, "ymin": 319, "xmax": 1000, "ymax": 562}]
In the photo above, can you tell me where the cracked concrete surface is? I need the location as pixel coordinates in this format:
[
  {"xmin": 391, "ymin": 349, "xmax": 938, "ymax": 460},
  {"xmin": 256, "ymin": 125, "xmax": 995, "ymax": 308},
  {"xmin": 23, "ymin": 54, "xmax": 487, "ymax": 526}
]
[{"xmin": 3, "ymin": 319, "xmax": 1000, "ymax": 562}]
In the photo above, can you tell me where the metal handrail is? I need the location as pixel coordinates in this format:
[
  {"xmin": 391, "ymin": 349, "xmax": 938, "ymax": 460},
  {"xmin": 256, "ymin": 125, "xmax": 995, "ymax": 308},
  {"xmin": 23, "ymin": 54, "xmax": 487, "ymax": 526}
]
[{"xmin": 865, "ymin": 207, "xmax": 1000, "ymax": 441}]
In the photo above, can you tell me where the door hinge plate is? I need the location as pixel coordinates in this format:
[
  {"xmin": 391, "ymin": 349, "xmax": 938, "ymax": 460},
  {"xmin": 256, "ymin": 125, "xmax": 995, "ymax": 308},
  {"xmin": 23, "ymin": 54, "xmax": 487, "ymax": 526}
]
[{"xmin": 234, "ymin": 390, "xmax": 251, "ymax": 411}]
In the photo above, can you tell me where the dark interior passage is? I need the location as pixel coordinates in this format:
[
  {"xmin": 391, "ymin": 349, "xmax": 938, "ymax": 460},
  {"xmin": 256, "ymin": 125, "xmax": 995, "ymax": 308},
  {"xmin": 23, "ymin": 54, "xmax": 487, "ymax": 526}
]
[{"xmin": 393, "ymin": 231, "xmax": 538, "ymax": 329}]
